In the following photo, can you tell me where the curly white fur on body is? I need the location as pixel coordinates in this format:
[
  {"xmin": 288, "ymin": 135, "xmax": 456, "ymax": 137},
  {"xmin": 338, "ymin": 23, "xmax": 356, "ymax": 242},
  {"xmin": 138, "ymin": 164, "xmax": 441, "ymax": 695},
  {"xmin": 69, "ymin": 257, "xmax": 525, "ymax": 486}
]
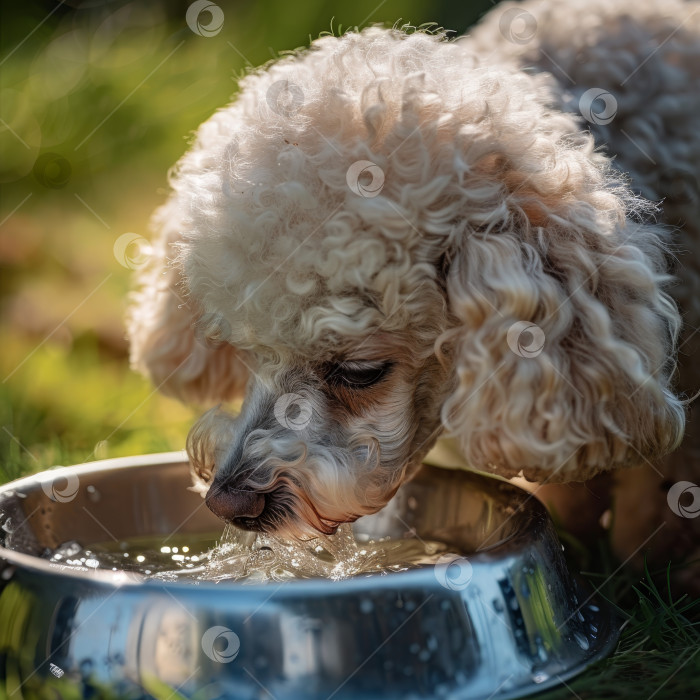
[
  {"xmin": 470, "ymin": 0, "xmax": 700, "ymax": 363},
  {"xmin": 470, "ymin": 0, "xmax": 700, "ymax": 581},
  {"xmin": 128, "ymin": 1, "xmax": 696, "ymax": 536}
]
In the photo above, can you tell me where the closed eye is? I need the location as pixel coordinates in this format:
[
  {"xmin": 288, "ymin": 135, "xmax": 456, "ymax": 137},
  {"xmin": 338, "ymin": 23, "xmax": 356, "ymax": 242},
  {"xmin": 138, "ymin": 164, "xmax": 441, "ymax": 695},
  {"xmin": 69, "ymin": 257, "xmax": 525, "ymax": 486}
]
[{"xmin": 322, "ymin": 360, "xmax": 393, "ymax": 390}]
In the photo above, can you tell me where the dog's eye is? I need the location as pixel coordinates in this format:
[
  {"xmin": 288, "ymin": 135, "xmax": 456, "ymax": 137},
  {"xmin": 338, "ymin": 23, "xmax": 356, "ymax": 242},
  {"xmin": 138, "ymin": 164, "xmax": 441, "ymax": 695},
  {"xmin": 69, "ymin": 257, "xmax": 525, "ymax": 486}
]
[{"xmin": 323, "ymin": 361, "xmax": 392, "ymax": 389}]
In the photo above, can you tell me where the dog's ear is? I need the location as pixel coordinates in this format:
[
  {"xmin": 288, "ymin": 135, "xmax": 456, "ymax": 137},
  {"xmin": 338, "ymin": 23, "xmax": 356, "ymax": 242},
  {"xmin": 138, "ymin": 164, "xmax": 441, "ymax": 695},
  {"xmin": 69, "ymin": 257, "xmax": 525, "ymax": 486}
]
[
  {"xmin": 127, "ymin": 200, "xmax": 249, "ymax": 404},
  {"xmin": 439, "ymin": 161, "xmax": 685, "ymax": 483}
]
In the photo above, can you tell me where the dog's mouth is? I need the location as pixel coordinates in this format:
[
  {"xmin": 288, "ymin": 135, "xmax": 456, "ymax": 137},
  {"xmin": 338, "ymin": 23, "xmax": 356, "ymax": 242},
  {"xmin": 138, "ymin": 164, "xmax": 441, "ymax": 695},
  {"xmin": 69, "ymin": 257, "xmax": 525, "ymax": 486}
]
[
  {"xmin": 206, "ymin": 465, "xmax": 379, "ymax": 537},
  {"xmin": 209, "ymin": 485, "xmax": 347, "ymax": 537},
  {"xmin": 234, "ymin": 515, "xmax": 343, "ymax": 537},
  {"xmin": 235, "ymin": 502, "xmax": 347, "ymax": 537},
  {"xmin": 230, "ymin": 494, "xmax": 292, "ymax": 533}
]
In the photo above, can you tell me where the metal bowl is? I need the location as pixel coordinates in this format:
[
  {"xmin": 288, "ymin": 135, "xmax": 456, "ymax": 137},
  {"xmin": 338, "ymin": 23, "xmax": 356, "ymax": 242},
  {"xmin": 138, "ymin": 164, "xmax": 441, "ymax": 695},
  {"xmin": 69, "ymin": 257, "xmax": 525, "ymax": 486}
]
[{"xmin": 0, "ymin": 452, "xmax": 617, "ymax": 700}]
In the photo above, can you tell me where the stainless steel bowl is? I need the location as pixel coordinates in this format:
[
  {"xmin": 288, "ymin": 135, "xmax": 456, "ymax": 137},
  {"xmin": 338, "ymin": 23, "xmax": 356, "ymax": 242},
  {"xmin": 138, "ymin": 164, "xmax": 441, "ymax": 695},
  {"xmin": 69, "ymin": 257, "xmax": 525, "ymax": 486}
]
[{"xmin": 0, "ymin": 452, "xmax": 617, "ymax": 700}]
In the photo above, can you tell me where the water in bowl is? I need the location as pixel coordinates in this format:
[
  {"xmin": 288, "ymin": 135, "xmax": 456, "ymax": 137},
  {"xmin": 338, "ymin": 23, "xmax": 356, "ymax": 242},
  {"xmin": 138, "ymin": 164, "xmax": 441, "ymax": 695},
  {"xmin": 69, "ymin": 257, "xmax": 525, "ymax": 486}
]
[{"xmin": 45, "ymin": 523, "xmax": 454, "ymax": 583}]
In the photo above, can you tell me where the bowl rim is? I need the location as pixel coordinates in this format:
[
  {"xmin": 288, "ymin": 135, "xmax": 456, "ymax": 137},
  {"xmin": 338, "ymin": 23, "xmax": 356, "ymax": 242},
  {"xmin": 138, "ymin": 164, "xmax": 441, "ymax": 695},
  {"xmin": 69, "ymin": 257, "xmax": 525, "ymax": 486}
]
[{"xmin": 0, "ymin": 451, "xmax": 548, "ymax": 592}]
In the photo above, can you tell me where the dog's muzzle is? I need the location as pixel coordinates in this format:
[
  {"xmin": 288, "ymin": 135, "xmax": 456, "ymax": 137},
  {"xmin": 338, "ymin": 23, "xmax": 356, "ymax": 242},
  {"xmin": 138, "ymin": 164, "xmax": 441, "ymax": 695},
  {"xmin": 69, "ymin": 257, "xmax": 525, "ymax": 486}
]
[{"xmin": 205, "ymin": 481, "xmax": 266, "ymax": 528}]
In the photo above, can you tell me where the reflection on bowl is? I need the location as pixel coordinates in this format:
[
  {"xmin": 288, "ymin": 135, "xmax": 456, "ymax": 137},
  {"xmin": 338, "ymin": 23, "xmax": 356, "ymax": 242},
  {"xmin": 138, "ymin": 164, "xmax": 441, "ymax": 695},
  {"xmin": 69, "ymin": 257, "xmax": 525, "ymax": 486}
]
[{"xmin": 0, "ymin": 452, "xmax": 617, "ymax": 699}]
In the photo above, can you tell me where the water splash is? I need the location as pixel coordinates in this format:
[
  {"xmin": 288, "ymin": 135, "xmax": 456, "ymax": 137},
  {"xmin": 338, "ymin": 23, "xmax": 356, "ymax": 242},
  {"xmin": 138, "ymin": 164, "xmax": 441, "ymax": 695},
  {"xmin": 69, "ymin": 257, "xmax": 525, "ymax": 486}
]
[
  {"xmin": 46, "ymin": 523, "xmax": 449, "ymax": 583},
  {"xmin": 155, "ymin": 523, "xmax": 446, "ymax": 582}
]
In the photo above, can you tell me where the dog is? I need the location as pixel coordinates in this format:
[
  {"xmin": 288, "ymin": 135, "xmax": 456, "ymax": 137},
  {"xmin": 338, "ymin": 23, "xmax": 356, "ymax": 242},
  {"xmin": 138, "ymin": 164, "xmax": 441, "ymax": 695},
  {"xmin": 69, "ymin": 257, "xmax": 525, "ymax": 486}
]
[{"xmin": 128, "ymin": 0, "xmax": 699, "ymax": 581}]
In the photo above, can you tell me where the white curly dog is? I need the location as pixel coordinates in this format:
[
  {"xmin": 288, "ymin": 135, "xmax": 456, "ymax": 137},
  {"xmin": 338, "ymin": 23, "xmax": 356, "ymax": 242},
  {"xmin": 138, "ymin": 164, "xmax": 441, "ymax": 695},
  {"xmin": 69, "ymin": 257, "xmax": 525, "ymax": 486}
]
[{"xmin": 128, "ymin": 0, "xmax": 700, "ymax": 581}]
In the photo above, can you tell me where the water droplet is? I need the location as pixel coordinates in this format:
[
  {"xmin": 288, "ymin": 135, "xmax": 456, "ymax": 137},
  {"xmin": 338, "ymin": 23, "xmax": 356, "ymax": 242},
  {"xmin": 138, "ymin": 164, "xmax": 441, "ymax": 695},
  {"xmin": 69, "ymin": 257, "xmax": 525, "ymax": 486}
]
[
  {"xmin": 359, "ymin": 599, "xmax": 374, "ymax": 614},
  {"xmin": 573, "ymin": 632, "xmax": 590, "ymax": 650}
]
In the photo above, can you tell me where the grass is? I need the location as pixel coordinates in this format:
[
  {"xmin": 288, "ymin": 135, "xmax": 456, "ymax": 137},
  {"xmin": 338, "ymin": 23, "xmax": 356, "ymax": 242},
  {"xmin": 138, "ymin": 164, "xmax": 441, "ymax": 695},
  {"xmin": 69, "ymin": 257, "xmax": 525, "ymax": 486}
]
[{"xmin": 535, "ymin": 543, "xmax": 700, "ymax": 700}]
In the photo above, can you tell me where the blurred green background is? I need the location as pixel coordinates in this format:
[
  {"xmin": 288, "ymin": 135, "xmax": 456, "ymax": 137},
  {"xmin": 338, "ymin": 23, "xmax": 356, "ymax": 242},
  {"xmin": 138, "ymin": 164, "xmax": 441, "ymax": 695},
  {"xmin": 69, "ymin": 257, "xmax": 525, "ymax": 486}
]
[{"xmin": 0, "ymin": 0, "xmax": 493, "ymax": 484}]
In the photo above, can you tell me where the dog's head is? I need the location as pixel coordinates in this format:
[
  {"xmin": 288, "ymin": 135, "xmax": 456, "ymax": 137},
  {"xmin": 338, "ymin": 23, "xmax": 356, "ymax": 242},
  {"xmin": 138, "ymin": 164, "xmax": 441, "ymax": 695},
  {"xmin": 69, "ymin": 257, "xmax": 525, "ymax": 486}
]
[{"xmin": 129, "ymin": 28, "xmax": 684, "ymax": 536}]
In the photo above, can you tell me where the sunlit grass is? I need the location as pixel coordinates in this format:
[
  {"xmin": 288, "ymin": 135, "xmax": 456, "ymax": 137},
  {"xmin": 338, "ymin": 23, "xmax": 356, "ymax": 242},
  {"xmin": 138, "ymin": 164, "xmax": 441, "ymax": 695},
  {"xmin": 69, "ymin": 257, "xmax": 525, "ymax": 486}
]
[{"xmin": 0, "ymin": 330, "xmax": 193, "ymax": 484}]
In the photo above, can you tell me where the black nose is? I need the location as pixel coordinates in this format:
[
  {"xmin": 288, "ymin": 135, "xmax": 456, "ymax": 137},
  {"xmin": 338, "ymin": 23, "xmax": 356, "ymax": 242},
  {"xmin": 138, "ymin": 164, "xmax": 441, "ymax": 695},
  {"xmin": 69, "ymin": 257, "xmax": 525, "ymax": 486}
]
[{"xmin": 205, "ymin": 483, "xmax": 266, "ymax": 522}]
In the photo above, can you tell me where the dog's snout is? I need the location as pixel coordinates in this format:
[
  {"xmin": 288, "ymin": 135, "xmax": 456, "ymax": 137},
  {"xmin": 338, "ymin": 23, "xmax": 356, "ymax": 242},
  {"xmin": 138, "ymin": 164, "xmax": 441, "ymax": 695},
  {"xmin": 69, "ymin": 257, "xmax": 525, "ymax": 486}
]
[{"xmin": 206, "ymin": 483, "xmax": 265, "ymax": 523}]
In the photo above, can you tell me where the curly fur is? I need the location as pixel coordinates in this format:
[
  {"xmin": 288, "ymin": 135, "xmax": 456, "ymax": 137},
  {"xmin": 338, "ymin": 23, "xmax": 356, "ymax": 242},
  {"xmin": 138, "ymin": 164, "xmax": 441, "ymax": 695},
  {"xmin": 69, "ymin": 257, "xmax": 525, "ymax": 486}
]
[
  {"xmin": 469, "ymin": 0, "xmax": 700, "ymax": 586},
  {"xmin": 470, "ymin": 0, "xmax": 700, "ymax": 376},
  {"xmin": 127, "ymin": 0, "xmax": 698, "ymax": 558}
]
